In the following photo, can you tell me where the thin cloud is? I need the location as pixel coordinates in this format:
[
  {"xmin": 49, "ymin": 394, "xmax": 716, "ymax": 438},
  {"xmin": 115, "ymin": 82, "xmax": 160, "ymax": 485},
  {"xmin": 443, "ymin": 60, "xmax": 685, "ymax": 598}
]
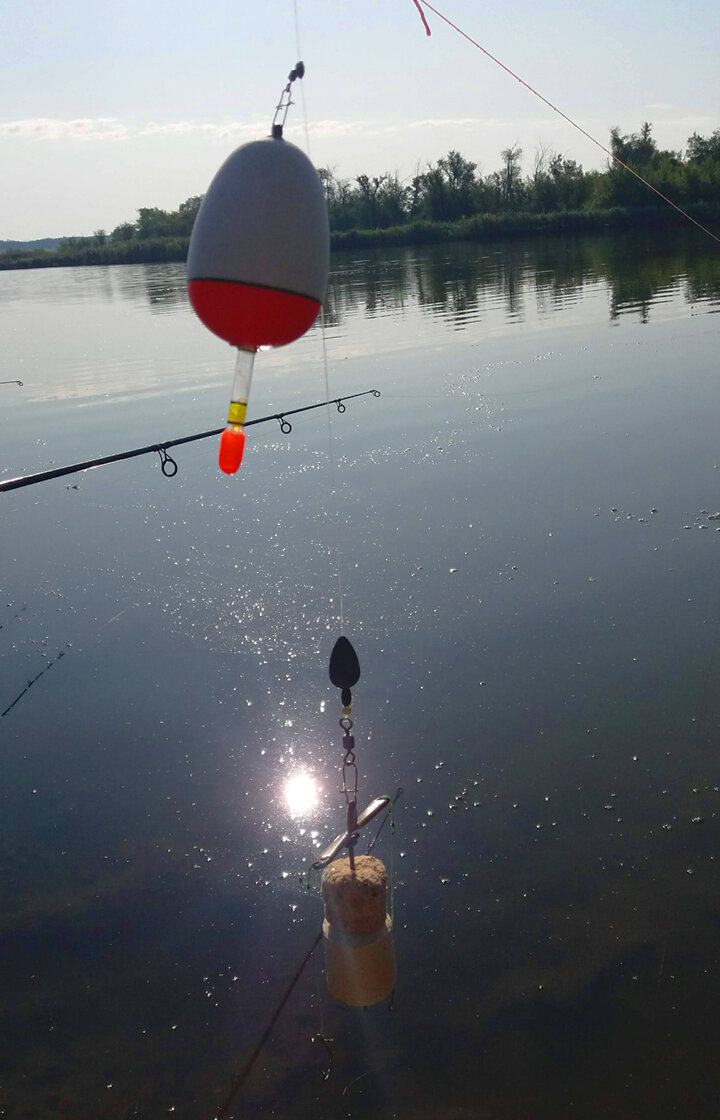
[
  {"xmin": 652, "ymin": 114, "xmax": 716, "ymax": 129},
  {"xmin": 408, "ymin": 117, "xmax": 488, "ymax": 130},
  {"xmin": 6, "ymin": 113, "xmax": 683, "ymax": 149},
  {"xmin": 303, "ymin": 119, "xmax": 384, "ymax": 137},
  {"xmin": 0, "ymin": 114, "xmax": 555, "ymax": 146},
  {"xmin": 139, "ymin": 118, "xmax": 389, "ymax": 139},
  {"xmin": 138, "ymin": 118, "xmax": 392, "ymax": 140},
  {"xmin": 138, "ymin": 119, "xmax": 268, "ymax": 140},
  {"xmin": 0, "ymin": 117, "xmax": 127, "ymax": 140}
]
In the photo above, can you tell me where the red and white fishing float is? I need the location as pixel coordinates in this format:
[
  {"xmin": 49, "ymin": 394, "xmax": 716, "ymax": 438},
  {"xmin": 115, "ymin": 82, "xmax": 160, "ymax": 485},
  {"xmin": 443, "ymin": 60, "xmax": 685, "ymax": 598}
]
[{"xmin": 186, "ymin": 63, "xmax": 330, "ymax": 473}]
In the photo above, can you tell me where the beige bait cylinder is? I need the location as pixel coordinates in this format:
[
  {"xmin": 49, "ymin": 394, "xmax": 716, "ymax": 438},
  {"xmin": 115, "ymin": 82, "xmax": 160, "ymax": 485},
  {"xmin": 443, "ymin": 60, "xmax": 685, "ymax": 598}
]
[{"xmin": 321, "ymin": 855, "xmax": 395, "ymax": 1007}]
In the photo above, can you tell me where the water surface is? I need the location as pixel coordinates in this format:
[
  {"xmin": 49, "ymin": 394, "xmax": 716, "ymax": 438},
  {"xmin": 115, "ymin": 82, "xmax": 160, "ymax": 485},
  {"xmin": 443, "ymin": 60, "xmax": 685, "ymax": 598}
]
[{"xmin": 1, "ymin": 229, "xmax": 720, "ymax": 1118}]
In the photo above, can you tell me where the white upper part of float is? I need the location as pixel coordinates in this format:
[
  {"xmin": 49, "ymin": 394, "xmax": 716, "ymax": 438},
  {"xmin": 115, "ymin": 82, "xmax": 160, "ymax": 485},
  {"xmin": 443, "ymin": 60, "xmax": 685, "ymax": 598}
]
[{"xmin": 186, "ymin": 136, "xmax": 330, "ymax": 303}]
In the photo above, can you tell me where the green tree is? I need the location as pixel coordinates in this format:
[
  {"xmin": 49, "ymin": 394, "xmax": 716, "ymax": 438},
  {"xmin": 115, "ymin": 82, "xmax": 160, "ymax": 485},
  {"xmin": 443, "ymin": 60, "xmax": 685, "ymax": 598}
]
[
  {"xmin": 136, "ymin": 207, "xmax": 172, "ymax": 240},
  {"xmin": 610, "ymin": 121, "xmax": 657, "ymax": 167},
  {"xmin": 176, "ymin": 196, "xmax": 203, "ymax": 235},
  {"xmin": 494, "ymin": 145, "xmax": 524, "ymax": 210},
  {"xmin": 110, "ymin": 222, "xmax": 137, "ymax": 242},
  {"xmin": 438, "ymin": 150, "xmax": 477, "ymax": 218},
  {"xmin": 686, "ymin": 129, "xmax": 720, "ymax": 163}
]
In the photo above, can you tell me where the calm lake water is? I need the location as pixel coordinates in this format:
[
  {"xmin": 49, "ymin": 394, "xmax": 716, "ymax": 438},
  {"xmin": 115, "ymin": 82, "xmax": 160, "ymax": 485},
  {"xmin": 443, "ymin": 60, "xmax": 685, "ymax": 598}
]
[{"xmin": 1, "ymin": 229, "xmax": 720, "ymax": 1119}]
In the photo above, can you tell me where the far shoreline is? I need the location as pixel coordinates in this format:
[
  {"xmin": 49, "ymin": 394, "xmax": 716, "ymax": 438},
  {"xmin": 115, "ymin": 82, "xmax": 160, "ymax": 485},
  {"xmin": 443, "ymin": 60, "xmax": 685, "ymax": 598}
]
[{"xmin": 1, "ymin": 202, "xmax": 718, "ymax": 271}]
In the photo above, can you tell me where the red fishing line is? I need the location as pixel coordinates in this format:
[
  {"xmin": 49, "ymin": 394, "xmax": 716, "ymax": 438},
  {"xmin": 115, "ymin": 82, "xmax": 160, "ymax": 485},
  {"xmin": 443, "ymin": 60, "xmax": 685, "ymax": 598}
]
[
  {"xmin": 411, "ymin": 0, "xmax": 720, "ymax": 244},
  {"xmin": 412, "ymin": 0, "xmax": 431, "ymax": 35}
]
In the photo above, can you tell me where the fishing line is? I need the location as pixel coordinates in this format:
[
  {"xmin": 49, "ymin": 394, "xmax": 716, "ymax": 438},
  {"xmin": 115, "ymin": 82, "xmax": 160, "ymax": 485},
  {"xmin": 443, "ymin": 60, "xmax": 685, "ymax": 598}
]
[
  {"xmin": 1, "ymin": 593, "xmax": 149, "ymax": 721},
  {"xmin": 0, "ymin": 604, "xmax": 27, "ymax": 633},
  {"xmin": 292, "ymin": 0, "xmax": 312, "ymax": 155},
  {"xmin": 287, "ymin": 0, "xmax": 345, "ymax": 632},
  {"xmin": 285, "ymin": 1, "xmax": 347, "ymax": 637},
  {"xmin": 412, "ymin": 0, "xmax": 720, "ymax": 246},
  {"xmin": 1, "ymin": 645, "xmax": 70, "ymax": 719},
  {"xmin": 215, "ymin": 928, "xmax": 323, "ymax": 1118},
  {"xmin": 311, "ymin": 895, "xmax": 334, "ymax": 1083},
  {"xmin": 293, "ymin": 0, "xmax": 302, "ymax": 59},
  {"xmin": 321, "ymin": 314, "xmax": 347, "ymax": 635}
]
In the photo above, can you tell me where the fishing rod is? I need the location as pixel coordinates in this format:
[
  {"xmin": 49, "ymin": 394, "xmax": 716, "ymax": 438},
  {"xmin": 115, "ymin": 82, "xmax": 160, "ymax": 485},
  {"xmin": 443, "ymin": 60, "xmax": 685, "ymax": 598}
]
[{"xmin": 0, "ymin": 389, "xmax": 380, "ymax": 494}]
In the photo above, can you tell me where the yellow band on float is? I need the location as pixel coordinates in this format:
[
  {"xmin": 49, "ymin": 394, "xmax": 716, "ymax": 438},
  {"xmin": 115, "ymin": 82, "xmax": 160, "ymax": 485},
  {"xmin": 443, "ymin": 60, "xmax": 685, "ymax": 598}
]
[{"xmin": 227, "ymin": 401, "xmax": 247, "ymax": 425}]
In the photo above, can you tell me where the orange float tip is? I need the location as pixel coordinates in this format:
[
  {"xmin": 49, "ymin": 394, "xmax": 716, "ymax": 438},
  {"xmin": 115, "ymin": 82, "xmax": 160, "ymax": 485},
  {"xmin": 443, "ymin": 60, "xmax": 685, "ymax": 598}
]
[{"xmin": 219, "ymin": 427, "xmax": 246, "ymax": 474}]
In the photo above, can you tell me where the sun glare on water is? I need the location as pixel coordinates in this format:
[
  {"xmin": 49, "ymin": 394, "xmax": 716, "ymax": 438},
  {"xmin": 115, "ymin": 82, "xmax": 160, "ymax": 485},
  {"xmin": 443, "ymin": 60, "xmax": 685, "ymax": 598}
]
[{"xmin": 284, "ymin": 773, "xmax": 319, "ymax": 817}]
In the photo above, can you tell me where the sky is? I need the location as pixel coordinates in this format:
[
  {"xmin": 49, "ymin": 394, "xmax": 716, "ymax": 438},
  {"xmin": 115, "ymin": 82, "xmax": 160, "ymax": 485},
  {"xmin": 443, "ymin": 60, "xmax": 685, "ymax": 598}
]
[{"xmin": 1, "ymin": 0, "xmax": 719, "ymax": 239}]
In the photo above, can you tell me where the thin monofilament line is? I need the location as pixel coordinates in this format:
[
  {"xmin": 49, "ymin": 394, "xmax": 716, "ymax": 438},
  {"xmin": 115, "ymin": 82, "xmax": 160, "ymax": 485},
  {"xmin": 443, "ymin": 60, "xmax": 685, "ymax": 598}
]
[
  {"xmin": 320, "ymin": 309, "xmax": 346, "ymax": 635},
  {"xmin": 294, "ymin": 0, "xmax": 344, "ymax": 634},
  {"xmin": 293, "ymin": 0, "xmax": 302, "ymax": 57},
  {"xmin": 415, "ymin": 0, "xmax": 720, "ymax": 245},
  {"xmin": 293, "ymin": 0, "xmax": 312, "ymax": 155},
  {"xmin": 215, "ymin": 929, "xmax": 323, "ymax": 1117}
]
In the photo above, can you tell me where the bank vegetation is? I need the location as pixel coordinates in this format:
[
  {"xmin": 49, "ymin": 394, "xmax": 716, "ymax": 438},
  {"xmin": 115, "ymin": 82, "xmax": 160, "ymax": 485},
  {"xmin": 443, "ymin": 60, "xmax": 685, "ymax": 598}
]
[{"xmin": 2, "ymin": 123, "xmax": 719, "ymax": 270}]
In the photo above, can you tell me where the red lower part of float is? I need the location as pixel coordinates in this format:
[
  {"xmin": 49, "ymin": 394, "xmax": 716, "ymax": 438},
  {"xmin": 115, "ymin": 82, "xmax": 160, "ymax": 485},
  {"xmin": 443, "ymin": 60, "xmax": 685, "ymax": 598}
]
[
  {"xmin": 218, "ymin": 427, "xmax": 246, "ymax": 474},
  {"xmin": 188, "ymin": 279, "xmax": 321, "ymax": 349}
]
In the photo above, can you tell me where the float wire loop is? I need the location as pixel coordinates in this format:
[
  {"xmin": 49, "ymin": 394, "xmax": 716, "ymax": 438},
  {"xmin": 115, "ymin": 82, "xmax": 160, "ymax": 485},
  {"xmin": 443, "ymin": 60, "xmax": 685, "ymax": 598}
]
[
  {"xmin": 0, "ymin": 391, "xmax": 380, "ymax": 494},
  {"xmin": 215, "ymin": 928, "xmax": 323, "ymax": 1119},
  {"xmin": 365, "ymin": 788, "xmax": 403, "ymax": 858},
  {"xmin": 413, "ymin": 0, "xmax": 720, "ymax": 246},
  {"xmin": 365, "ymin": 789, "xmax": 402, "ymax": 924},
  {"xmin": 271, "ymin": 59, "xmax": 305, "ymax": 137}
]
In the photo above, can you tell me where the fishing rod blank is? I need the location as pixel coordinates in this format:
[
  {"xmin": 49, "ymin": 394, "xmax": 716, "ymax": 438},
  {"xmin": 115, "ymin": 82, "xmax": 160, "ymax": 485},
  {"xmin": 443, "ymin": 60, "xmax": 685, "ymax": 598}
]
[{"xmin": 0, "ymin": 389, "xmax": 380, "ymax": 494}]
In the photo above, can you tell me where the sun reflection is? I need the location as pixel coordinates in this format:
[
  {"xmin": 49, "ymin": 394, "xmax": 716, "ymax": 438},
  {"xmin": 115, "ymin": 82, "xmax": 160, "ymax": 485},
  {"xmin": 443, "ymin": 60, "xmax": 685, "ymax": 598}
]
[{"xmin": 284, "ymin": 773, "xmax": 319, "ymax": 817}]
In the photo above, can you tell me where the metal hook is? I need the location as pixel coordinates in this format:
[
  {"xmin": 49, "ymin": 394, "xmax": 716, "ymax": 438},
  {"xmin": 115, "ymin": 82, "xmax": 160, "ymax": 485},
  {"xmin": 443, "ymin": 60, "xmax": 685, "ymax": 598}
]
[
  {"xmin": 312, "ymin": 1034, "xmax": 334, "ymax": 1082},
  {"xmin": 278, "ymin": 416, "xmax": 293, "ymax": 435},
  {"xmin": 157, "ymin": 448, "xmax": 178, "ymax": 477}
]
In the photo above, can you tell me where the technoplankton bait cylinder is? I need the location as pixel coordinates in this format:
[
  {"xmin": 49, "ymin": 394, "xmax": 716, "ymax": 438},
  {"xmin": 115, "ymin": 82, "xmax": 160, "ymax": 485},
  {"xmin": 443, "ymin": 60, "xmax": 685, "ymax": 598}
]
[{"xmin": 321, "ymin": 855, "xmax": 395, "ymax": 1006}]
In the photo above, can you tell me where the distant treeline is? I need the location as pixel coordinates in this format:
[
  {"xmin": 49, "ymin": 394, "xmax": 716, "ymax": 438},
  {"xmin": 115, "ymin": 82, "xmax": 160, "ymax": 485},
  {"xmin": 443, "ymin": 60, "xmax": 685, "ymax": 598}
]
[
  {"xmin": 0, "ymin": 236, "xmax": 61, "ymax": 254},
  {"xmin": 0, "ymin": 199, "xmax": 203, "ymax": 270},
  {"xmin": 322, "ymin": 124, "xmax": 720, "ymax": 229},
  {"xmin": 2, "ymin": 123, "xmax": 719, "ymax": 270}
]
